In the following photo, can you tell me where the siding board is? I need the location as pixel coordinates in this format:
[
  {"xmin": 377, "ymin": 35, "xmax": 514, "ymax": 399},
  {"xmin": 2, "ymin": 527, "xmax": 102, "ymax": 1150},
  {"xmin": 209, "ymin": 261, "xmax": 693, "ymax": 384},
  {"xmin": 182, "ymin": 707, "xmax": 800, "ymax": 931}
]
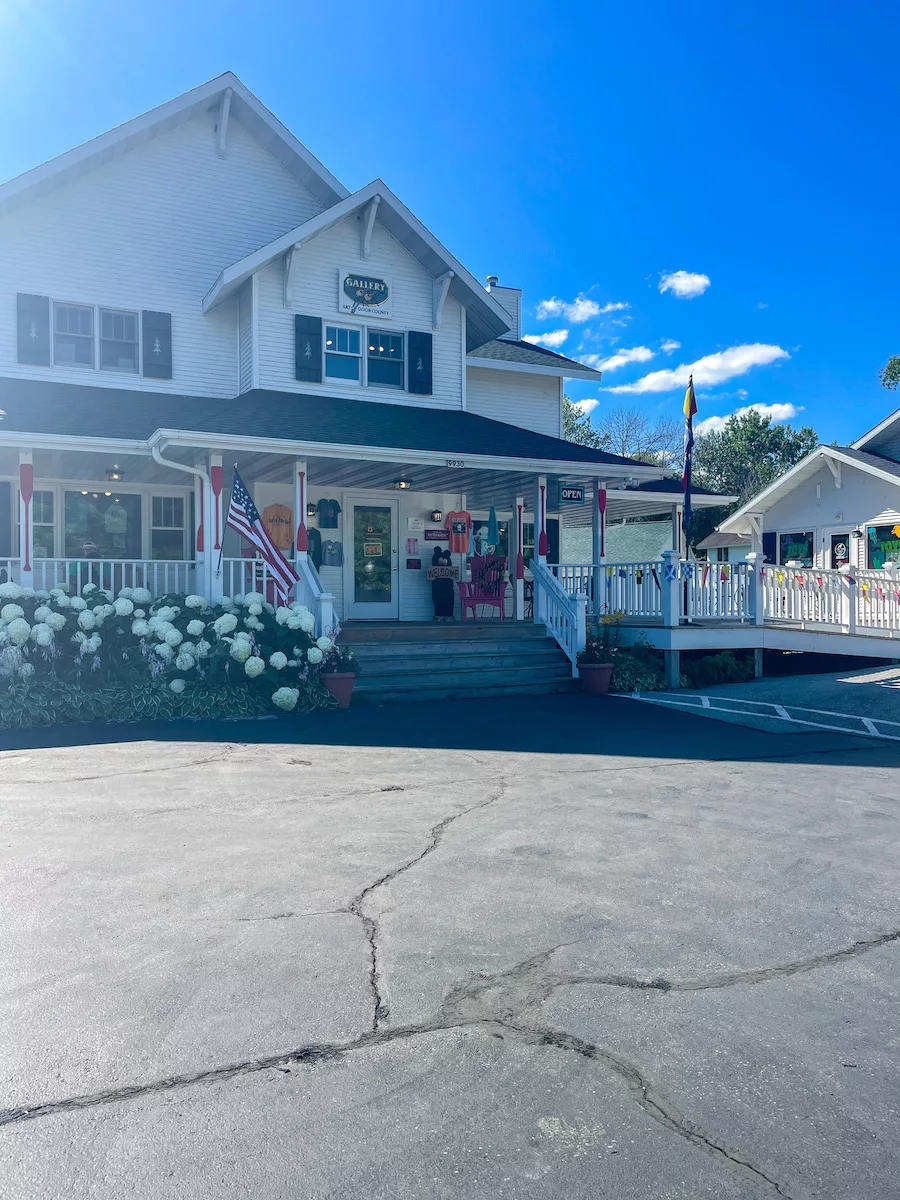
[{"xmin": 466, "ymin": 365, "xmax": 561, "ymax": 437}]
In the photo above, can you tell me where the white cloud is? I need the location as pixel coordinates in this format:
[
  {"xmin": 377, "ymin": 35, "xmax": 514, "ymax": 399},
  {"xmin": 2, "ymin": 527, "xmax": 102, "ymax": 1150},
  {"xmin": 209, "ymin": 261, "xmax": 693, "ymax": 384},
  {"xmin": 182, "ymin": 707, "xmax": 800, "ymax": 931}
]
[
  {"xmin": 659, "ymin": 270, "xmax": 711, "ymax": 299},
  {"xmin": 522, "ymin": 329, "xmax": 569, "ymax": 349},
  {"xmin": 580, "ymin": 345, "xmax": 655, "ymax": 373},
  {"xmin": 660, "ymin": 338, "xmax": 681, "ymax": 354},
  {"xmin": 572, "ymin": 399, "xmax": 600, "ymax": 415},
  {"xmin": 695, "ymin": 402, "xmax": 804, "ymax": 436},
  {"xmin": 604, "ymin": 343, "xmax": 790, "ymax": 394},
  {"xmin": 536, "ymin": 296, "xmax": 629, "ymax": 323},
  {"xmin": 757, "ymin": 302, "xmax": 769, "ymax": 309}
]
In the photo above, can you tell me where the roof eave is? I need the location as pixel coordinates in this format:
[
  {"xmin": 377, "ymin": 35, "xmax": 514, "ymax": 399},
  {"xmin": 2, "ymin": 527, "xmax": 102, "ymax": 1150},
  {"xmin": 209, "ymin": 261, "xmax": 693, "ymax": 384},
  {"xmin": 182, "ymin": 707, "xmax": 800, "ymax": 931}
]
[{"xmin": 466, "ymin": 355, "xmax": 602, "ymax": 381}]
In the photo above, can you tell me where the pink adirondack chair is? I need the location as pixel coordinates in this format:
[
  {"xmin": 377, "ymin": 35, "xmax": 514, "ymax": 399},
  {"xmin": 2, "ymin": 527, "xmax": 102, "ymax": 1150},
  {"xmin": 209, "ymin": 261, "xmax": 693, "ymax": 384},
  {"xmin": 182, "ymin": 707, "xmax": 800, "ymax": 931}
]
[{"xmin": 458, "ymin": 554, "xmax": 509, "ymax": 620}]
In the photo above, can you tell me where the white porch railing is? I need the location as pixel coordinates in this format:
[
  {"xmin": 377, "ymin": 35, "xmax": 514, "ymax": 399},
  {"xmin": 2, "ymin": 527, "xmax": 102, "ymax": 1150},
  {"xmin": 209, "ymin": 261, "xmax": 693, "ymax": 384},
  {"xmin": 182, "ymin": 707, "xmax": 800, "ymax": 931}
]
[
  {"xmin": 221, "ymin": 556, "xmax": 337, "ymax": 638},
  {"xmin": 533, "ymin": 559, "xmax": 587, "ymax": 673},
  {"xmin": 0, "ymin": 558, "xmax": 19, "ymax": 584},
  {"xmin": 685, "ymin": 561, "xmax": 752, "ymax": 621},
  {"xmin": 553, "ymin": 554, "xmax": 900, "ymax": 639},
  {"xmin": 29, "ymin": 558, "xmax": 194, "ymax": 597}
]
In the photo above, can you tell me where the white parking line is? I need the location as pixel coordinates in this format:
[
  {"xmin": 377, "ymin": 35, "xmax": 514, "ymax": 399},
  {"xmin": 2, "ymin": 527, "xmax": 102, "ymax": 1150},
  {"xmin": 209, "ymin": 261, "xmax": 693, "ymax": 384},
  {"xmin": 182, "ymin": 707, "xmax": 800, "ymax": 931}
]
[{"xmin": 621, "ymin": 693, "xmax": 900, "ymax": 742}]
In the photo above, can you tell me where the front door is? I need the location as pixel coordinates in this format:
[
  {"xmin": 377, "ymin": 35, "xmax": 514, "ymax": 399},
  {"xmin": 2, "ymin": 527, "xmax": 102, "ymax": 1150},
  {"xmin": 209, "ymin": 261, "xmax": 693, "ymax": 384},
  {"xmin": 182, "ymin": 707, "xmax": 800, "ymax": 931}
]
[
  {"xmin": 829, "ymin": 532, "xmax": 852, "ymax": 569},
  {"xmin": 345, "ymin": 497, "xmax": 400, "ymax": 619}
]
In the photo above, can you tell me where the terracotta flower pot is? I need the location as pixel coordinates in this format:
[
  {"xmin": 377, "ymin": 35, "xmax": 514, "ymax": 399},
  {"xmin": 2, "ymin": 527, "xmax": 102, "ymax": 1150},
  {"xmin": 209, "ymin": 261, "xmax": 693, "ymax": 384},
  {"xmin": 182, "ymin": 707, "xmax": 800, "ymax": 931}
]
[
  {"xmin": 579, "ymin": 662, "xmax": 613, "ymax": 695},
  {"xmin": 321, "ymin": 671, "xmax": 357, "ymax": 709}
]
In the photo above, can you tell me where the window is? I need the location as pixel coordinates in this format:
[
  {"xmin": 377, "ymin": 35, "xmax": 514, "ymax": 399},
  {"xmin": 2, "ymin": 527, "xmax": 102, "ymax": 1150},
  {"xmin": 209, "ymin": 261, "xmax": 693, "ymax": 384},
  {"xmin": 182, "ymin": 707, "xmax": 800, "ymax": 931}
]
[
  {"xmin": 32, "ymin": 490, "xmax": 54, "ymax": 557},
  {"xmin": 16, "ymin": 490, "xmax": 54, "ymax": 557},
  {"xmin": 715, "ymin": 547, "xmax": 730, "ymax": 563},
  {"xmin": 100, "ymin": 309, "xmax": 139, "ymax": 373},
  {"xmin": 367, "ymin": 331, "xmax": 404, "ymax": 389},
  {"xmin": 324, "ymin": 325, "xmax": 361, "ymax": 382},
  {"xmin": 54, "ymin": 303, "xmax": 93, "ymax": 367},
  {"xmin": 65, "ymin": 492, "xmax": 141, "ymax": 560},
  {"xmin": 151, "ymin": 496, "xmax": 186, "ymax": 560},
  {"xmin": 865, "ymin": 524, "xmax": 900, "ymax": 569},
  {"xmin": 778, "ymin": 531, "xmax": 814, "ymax": 566}
]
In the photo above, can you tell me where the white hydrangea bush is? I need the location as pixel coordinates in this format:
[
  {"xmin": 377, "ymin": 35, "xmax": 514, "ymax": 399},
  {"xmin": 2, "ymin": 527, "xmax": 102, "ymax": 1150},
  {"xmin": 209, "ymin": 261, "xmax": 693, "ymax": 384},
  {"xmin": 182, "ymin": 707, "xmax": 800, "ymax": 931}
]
[{"xmin": 0, "ymin": 580, "xmax": 342, "ymax": 727}]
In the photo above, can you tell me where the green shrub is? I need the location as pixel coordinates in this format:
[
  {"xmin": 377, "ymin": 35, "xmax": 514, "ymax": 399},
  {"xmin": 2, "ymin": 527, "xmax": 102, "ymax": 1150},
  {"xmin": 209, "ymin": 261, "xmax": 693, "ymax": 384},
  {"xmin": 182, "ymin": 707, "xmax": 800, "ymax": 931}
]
[{"xmin": 680, "ymin": 650, "xmax": 755, "ymax": 689}]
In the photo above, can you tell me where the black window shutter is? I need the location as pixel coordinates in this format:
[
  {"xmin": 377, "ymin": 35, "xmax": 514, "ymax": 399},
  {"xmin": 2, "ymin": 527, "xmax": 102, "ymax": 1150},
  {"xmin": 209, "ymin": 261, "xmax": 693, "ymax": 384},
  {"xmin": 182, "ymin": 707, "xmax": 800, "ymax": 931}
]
[
  {"xmin": 142, "ymin": 311, "xmax": 172, "ymax": 379},
  {"xmin": 17, "ymin": 294, "xmax": 51, "ymax": 365},
  {"xmin": 407, "ymin": 330, "xmax": 432, "ymax": 395},
  {"xmin": 295, "ymin": 315, "xmax": 322, "ymax": 383},
  {"xmin": 762, "ymin": 532, "xmax": 776, "ymax": 563}
]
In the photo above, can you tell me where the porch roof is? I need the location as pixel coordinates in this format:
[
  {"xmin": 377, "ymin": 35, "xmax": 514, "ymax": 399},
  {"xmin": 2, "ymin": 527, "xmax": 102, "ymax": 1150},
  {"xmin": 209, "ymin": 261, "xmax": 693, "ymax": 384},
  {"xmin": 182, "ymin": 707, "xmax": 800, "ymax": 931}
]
[{"xmin": 0, "ymin": 377, "xmax": 667, "ymax": 480}]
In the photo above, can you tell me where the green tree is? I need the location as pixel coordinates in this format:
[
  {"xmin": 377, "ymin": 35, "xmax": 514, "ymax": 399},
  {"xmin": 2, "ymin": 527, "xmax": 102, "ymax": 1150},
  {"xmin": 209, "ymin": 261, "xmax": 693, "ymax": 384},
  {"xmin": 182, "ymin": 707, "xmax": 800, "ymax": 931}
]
[
  {"xmin": 688, "ymin": 409, "xmax": 820, "ymax": 547},
  {"xmin": 879, "ymin": 356, "xmax": 900, "ymax": 390},
  {"xmin": 562, "ymin": 394, "xmax": 605, "ymax": 448}
]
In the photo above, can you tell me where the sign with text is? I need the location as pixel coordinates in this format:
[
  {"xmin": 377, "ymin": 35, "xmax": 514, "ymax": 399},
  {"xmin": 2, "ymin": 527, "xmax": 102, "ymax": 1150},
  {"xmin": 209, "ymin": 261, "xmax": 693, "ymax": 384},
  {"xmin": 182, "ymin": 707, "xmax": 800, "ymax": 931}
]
[
  {"xmin": 363, "ymin": 541, "xmax": 383, "ymax": 557},
  {"xmin": 340, "ymin": 269, "xmax": 391, "ymax": 318},
  {"xmin": 559, "ymin": 484, "xmax": 585, "ymax": 505},
  {"xmin": 426, "ymin": 565, "xmax": 460, "ymax": 580},
  {"xmin": 424, "ymin": 528, "xmax": 448, "ymax": 542}
]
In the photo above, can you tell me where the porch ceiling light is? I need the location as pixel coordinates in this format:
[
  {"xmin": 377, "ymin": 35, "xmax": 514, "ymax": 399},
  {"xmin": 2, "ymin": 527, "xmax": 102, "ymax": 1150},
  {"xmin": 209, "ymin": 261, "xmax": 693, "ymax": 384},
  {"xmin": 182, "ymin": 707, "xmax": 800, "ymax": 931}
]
[
  {"xmin": 106, "ymin": 464, "xmax": 124, "ymax": 481},
  {"xmin": 394, "ymin": 479, "xmax": 412, "ymax": 490}
]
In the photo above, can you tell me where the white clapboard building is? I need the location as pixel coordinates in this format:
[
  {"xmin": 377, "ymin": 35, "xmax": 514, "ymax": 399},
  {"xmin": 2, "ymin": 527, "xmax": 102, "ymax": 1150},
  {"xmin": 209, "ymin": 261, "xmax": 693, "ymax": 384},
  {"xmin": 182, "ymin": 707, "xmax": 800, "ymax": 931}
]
[{"xmin": 0, "ymin": 74, "xmax": 727, "ymax": 693}]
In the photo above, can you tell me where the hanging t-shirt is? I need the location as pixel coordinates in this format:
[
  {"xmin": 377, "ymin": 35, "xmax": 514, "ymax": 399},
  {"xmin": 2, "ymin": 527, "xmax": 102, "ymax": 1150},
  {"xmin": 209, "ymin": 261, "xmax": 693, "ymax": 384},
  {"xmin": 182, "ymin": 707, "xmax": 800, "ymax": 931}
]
[
  {"xmin": 322, "ymin": 540, "xmax": 343, "ymax": 566},
  {"xmin": 262, "ymin": 503, "xmax": 293, "ymax": 551},
  {"xmin": 317, "ymin": 498, "xmax": 342, "ymax": 529},
  {"xmin": 446, "ymin": 511, "xmax": 472, "ymax": 554},
  {"xmin": 307, "ymin": 526, "xmax": 323, "ymax": 570}
]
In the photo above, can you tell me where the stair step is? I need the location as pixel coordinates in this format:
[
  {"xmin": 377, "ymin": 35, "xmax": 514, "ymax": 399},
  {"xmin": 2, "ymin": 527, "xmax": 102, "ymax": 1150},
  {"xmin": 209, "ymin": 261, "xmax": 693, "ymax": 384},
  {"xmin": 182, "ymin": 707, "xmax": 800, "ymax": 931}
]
[
  {"xmin": 340, "ymin": 622, "xmax": 548, "ymax": 643},
  {"xmin": 354, "ymin": 650, "xmax": 567, "ymax": 675},
  {"xmin": 352, "ymin": 642, "xmax": 563, "ymax": 662},
  {"xmin": 354, "ymin": 663, "xmax": 573, "ymax": 692},
  {"xmin": 353, "ymin": 678, "xmax": 580, "ymax": 705}
]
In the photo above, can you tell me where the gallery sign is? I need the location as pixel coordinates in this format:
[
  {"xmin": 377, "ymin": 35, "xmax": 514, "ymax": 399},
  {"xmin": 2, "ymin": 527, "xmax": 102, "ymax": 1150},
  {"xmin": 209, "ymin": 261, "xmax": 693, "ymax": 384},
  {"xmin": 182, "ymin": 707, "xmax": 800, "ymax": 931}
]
[
  {"xmin": 340, "ymin": 269, "xmax": 392, "ymax": 318},
  {"xmin": 559, "ymin": 484, "xmax": 585, "ymax": 505}
]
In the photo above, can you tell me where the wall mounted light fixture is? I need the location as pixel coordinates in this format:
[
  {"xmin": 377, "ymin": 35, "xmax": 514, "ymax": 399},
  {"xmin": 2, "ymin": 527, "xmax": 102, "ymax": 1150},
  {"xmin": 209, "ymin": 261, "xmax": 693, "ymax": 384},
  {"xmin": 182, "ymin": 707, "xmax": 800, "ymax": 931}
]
[
  {"xmin": 430, "ymin": 509, "xmax": 443, "ymax": 522},
  {"xmin": 306, "ymin": 502, "xmax": 316, "ymax": 518}
]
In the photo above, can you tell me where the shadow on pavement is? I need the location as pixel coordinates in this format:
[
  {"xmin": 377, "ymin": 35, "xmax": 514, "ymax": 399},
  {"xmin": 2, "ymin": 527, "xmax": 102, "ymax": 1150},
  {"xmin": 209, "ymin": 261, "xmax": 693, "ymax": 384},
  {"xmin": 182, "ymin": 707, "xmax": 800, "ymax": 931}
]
[{"xmin": 2, "ymin": 692, "xmax": 898, "ymax": 767}]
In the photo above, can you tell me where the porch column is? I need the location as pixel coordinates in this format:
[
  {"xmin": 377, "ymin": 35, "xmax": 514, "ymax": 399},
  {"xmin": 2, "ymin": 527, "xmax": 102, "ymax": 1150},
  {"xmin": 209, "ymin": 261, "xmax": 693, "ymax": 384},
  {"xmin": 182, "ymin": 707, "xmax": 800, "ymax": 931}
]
[
  {"xmin": 534, "ymin": 475, "xmax": 548, "ymax": 564},
  {"xmin": 292, "ymin": 459, "xmax": 309, "ymax": 607},
  {"xmin": 592, "ymin": 480, "xmax": 606, "ymax": 617},
  {"xmin": 512, "ymin": 494, "xmax": 525, "ymax": 620},
  {"xmin": 208, "ymin": 453, "xmax": 224, "ymax": 603},
  {"xmin": 18, "ymin": 450, "xmax": 34, "ymax": 588}
]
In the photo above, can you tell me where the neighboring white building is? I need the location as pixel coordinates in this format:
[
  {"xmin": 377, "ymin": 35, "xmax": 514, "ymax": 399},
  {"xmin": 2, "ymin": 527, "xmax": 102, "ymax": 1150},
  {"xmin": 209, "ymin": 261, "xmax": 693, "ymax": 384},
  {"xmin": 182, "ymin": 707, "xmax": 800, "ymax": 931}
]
[
  {"xmin": 716, "ymin": 413, "xmax": 900, "ymax": 571},
  {"xmin": 0, "ymin": 73, "xmax": 728, "ymax": 628}
]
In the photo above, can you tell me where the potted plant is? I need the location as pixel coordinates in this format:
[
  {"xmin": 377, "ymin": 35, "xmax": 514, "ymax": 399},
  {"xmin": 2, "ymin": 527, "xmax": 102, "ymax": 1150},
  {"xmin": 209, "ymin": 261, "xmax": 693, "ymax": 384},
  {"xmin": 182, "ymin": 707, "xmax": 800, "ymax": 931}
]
[
  {"xmin": 576, "ymin": 614, "xmax": 620, "ymax": 695},
  {"xmin": 317, "ymin": 641, "xmax": 360, "ymax": 708}
]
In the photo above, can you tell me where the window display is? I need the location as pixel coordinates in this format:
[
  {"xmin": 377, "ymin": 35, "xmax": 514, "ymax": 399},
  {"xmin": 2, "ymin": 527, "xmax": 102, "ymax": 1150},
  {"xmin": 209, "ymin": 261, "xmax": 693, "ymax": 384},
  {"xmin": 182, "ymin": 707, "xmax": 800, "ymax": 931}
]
[
  {"xmin": 65, "ymin": 492, "xmax": 141, "ymax": 560},
  {"xmin": 866, "ymin": 524, "xmax": 900, "ymax": 569}
]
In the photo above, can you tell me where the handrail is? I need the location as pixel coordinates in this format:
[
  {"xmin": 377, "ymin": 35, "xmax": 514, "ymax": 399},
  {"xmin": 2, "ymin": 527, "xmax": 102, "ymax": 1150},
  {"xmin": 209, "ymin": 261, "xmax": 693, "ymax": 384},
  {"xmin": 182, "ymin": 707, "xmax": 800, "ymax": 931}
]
[{"xmin": 532, "ymin": 559, "xmax": 587, "ymax": 674}]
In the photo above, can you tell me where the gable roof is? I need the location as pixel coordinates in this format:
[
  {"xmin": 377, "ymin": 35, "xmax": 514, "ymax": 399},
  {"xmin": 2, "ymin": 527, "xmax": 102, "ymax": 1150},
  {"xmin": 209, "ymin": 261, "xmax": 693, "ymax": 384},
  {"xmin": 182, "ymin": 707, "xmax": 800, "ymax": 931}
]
[
  {"xmin": 719, "ymin": 444, "xmax": 900, "ymax": 532},
  {"xmin": 0, "ymin": 376, "xmax": 666, "ymax": 478},
  {"xmin": 467, "ymin": 339, "xmax": 601, "ymax": 381},
  {"xmin": 0, "ymin": 73, "xmax": 347, "ymax": 216},
  {"xmin": 852, "ymin": 405, "xmax": 900, "ymax": 451},
  {"xmin": 202, "ymin": 179, "xmax": 512, "ymax": 353}
]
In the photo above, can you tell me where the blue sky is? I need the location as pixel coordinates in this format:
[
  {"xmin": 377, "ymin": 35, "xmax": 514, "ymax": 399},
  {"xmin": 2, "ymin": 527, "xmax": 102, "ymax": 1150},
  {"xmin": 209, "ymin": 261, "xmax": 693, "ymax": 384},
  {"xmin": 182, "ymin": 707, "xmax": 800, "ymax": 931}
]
[{"xmin": 1, "ymin": 0, "xmax": 897, "ymax": 444}]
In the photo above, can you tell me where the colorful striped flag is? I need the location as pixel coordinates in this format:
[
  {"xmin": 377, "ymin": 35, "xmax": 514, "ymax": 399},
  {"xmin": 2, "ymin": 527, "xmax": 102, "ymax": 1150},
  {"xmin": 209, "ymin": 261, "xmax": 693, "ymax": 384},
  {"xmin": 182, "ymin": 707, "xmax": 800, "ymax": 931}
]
[
  {"xmin": 681, "ymin": 374, "xmax": 697, "ymax": 545},
  {"xmin": 225, "ymin": 467, "xmax": 299, "ymax": 604}
]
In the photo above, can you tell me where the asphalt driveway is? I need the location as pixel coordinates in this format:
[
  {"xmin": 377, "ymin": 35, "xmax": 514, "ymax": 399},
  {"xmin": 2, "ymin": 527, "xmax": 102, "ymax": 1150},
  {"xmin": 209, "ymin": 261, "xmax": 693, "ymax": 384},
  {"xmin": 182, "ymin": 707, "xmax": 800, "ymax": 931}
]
[{"xmin": 1, "ymin": 695, "xmax": 898, "ymax": 1199}]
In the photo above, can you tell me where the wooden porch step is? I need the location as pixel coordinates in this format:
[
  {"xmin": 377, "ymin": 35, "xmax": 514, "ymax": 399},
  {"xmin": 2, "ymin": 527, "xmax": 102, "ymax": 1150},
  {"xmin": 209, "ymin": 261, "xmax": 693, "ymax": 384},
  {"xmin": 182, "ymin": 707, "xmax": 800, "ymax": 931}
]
[
  {"xmin": 339, "ymin": 621, "xmax": 547, "ymax": 644},
  {"xmin": 353, "ymin": 677, "xmax": 579, "ymax": 705}
]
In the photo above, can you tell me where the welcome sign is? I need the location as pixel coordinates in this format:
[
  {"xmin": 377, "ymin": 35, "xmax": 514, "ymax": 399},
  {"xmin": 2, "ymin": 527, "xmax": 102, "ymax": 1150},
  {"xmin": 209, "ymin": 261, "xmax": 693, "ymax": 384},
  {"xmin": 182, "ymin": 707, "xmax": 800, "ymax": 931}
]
[{"xmin": 340, "ymin": 269, "xmax": 392, "ymax": 318}]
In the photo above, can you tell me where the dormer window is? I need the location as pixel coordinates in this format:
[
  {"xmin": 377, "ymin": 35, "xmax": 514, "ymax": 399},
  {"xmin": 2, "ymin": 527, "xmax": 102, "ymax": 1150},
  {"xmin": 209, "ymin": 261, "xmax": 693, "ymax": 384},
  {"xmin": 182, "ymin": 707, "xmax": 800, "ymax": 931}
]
[{"xmin": 324, "ymin": 325, "xmax": 361, "ymax": 382}]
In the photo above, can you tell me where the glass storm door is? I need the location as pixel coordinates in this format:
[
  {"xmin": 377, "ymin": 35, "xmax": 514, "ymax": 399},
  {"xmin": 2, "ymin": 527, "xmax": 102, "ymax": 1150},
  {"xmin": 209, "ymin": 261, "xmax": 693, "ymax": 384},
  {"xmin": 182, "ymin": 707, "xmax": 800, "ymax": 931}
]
[
  {"xmin": 346, "ymin": 498, "xmax": 399, "ymax": 619},
  {"xmin": 830, "ymin": 533, "xmax": 851, "ymax": 569}
]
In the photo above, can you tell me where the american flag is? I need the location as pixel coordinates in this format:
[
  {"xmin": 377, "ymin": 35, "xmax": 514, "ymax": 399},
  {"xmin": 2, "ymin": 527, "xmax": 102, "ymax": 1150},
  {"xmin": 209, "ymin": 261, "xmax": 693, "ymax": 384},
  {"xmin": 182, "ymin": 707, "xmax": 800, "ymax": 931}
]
[{"xmin": 225, "ymin": 468, "xmax": 299, "ymax": 604}]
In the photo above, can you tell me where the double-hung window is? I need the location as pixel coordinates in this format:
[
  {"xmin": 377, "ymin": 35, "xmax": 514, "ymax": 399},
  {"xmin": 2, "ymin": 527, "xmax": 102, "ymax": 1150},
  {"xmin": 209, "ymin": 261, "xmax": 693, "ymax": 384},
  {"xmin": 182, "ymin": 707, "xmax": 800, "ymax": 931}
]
[
  {"xmin": 324, "ymin": 326, "xmax": 361, "ymax": 382},
  {"xmin": 151, "ymin": 496, "xmax": 186, "ymax": 560},
  {"xmin": 54, "ymin": 303, "xmax": 94, "ymax": 367},
  {"xmin": 100, "ymin": 309, "xmax": 139, "ymax": 373},
  {"xmin": 367, "ymin": 332, "xmax": 404, "ymax": 389}
]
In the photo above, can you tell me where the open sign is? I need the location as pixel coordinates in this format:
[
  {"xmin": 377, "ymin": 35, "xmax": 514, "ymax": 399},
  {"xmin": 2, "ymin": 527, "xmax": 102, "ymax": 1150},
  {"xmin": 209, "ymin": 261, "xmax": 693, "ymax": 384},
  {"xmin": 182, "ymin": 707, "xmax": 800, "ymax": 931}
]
[{"xmin": 559, "ymin": 484, "xmax": 585, "ymax": 505}]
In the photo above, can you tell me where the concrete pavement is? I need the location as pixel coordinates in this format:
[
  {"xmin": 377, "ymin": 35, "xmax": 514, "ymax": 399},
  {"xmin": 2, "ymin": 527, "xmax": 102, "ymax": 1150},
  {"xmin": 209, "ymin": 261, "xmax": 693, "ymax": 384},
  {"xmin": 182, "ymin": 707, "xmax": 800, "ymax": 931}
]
[{"xmin": 0, "ymin": 695, "xmax": 898, "ymax": 1198}]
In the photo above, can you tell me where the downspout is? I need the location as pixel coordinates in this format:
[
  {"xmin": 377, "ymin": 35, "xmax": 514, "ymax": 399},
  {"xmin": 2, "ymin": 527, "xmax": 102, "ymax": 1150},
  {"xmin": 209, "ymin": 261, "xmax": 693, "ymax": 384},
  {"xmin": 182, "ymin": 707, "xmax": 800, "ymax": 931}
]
[{"xmin": 150, "ymin": 440, "xmax": 212, "ymax": 594}]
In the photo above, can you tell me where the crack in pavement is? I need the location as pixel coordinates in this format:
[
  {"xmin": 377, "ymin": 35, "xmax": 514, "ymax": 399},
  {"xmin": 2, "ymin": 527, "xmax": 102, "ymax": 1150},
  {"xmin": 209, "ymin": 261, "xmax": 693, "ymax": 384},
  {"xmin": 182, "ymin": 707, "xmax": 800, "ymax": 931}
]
[
  {"xmin": 346, "ymin": 779, "xmax": 509, "ymax": 1031},
  {"xmin": 7, "ymin": 744, "xmax": 237, "ymax": 786},
  {"xmin": 4, "ymin": 929, "xmax": 897, "ymax": 1197}
]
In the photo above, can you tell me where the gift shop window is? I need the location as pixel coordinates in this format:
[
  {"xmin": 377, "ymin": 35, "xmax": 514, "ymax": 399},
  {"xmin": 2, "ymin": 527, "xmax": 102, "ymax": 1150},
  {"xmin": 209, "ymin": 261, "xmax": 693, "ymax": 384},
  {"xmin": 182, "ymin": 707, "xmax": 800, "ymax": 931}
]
[
  {"xmin": 64, "ymin": 491, "xmax": 141, "ymax": 560},
  {"xmin": 367, "ymin": 332, "xmax": 404, "ymax": 389}
]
